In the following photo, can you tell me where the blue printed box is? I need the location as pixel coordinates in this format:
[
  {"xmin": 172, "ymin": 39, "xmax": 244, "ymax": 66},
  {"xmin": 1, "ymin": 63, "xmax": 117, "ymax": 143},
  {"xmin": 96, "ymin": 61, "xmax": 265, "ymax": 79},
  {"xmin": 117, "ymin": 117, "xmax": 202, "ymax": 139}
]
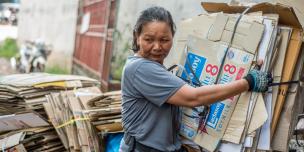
[
  {"xmin": 178, "ymin": 35, "xmax": 254, "ymax": 143},
  {"xmin": 181, "ymin": 52, "xmax": 206, "ymax": 85}
]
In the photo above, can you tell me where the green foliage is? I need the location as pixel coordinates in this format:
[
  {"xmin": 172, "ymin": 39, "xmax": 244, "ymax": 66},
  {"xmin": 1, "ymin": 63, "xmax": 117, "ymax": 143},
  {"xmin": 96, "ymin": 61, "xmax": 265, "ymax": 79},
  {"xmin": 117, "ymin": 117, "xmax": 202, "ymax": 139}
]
[
  {"xmin": 0, "ymin": 0, "xmax": 15, "ymax": 3},
  {"xmin": 112, "ymin": 64, "xmax": 124, "ymax": 80},
  {"xmin": 110, "ymin": 28, "xmax": 132, "ymax": 81},
  {"xmin": 111, "ymin": 41, "xmax": 130, "ymax": 81},
  {"xmin": 0, "ymin": 38, "xmax": 18, "ymax": 58},
  {"xmin": 45, "ymin": 65, "xmax": 69, "ymax": 74}
]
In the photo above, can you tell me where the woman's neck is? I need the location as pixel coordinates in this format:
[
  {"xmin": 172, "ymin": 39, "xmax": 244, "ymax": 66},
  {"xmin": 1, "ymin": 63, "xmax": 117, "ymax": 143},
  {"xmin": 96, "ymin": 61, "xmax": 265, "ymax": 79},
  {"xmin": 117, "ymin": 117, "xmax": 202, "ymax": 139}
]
[
  {"xmin": 134, "ymin": 53, "xmax": 141, "ymax": 57},
  {"xmin": 133, "ymin": 53, "xmax": 163, "ymax": 65}
]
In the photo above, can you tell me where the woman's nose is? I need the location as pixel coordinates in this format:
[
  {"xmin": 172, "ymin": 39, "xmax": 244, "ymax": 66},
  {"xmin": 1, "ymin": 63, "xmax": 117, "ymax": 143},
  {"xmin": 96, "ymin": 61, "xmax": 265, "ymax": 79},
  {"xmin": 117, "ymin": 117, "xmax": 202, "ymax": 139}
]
[{"xmin": 152, "ymin": 42, "xmax": 161, "ymax": 51}]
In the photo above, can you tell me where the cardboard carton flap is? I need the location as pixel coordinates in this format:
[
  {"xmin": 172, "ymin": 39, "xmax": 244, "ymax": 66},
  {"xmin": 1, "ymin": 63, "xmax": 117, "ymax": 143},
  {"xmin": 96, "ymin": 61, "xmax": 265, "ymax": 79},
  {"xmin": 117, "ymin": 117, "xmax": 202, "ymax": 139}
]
[
  {"xmin": 208, "ymin": 13, "xmax": 265, "ymax": 53},
  {"xmin": 201, "ymin": 2, "xmax": 302, "ymax": 29}
]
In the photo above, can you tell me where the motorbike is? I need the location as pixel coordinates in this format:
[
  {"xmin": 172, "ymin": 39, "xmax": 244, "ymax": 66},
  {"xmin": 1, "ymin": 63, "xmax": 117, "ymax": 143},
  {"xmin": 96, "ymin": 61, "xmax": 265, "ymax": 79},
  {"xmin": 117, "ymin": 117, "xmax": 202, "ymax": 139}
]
[{"xmin": 10, "ymin": 40, "xmax": 52, "ymax": 73}]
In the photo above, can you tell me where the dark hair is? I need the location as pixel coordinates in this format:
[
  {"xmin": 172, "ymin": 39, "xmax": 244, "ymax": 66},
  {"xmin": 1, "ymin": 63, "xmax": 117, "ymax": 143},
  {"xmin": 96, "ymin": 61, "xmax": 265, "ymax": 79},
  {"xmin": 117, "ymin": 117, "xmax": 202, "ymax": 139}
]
[{"xmin": 132, "ymin": 6, "xmax": 176, "ymax": 52}]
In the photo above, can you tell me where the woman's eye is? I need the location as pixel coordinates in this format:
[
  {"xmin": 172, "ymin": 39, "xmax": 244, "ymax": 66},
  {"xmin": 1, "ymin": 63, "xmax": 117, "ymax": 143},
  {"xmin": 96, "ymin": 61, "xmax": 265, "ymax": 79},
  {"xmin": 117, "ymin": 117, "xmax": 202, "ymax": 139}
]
[{"xmin": 144, "ymin": 39, "xmax": 152, "ymax": 42}]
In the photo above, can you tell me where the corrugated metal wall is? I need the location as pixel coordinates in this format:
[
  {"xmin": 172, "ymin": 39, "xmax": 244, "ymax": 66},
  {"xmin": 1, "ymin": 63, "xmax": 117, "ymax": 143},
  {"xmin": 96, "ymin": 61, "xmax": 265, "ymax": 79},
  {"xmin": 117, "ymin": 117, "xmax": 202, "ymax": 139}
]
[{"xmin": 73, "ymin": 0, "xmax": 117, "ymax": 91}]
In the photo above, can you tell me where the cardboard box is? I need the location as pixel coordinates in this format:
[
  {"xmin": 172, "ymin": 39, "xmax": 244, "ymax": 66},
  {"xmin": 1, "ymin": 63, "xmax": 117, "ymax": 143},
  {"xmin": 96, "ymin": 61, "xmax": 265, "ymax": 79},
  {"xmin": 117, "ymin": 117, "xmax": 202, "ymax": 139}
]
[
  {"xmin": 200, "ymin": 2, "xmax": 303, "ymax": 151},
  {"xmin": 178, "ymin": 35, "xmax": 254, "ymax": 151},
  {"xmin": 165, "ymin": 12, "xmax": 264, "ymax": 68},
  {"xmin": 208, "ymin": 14, "xmax": 264, "ymax": 53},
  {"xmin": 201, "ymin": 2, "xmax": 302, "ymax": 29}
]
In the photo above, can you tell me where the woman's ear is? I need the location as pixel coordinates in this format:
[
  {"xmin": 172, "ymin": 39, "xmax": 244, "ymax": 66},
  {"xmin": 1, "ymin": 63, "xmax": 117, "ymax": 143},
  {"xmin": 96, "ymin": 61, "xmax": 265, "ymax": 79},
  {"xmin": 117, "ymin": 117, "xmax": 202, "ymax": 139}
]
[
  {"xmin": 136, "ymin": 34, "xmax": 139, "ymax": 42},
  {"xmin": 136, "ymin": 34, "xmax": 140, "ymax": 50}
]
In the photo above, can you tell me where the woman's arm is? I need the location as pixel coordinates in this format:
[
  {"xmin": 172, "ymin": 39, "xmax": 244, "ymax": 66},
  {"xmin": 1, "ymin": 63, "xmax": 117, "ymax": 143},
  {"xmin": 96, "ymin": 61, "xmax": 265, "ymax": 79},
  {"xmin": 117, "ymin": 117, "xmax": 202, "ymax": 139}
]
[{"xmin": 167, "ymin": 79, "xmax": 249, "ymax": 107}]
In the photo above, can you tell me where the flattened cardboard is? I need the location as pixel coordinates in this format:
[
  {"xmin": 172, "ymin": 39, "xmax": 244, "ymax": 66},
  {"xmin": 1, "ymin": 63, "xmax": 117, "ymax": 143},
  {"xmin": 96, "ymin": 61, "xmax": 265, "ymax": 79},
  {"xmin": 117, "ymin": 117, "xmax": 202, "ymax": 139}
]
[
  {"xmin": 277, "ymin": 0, "xmax": 304, "ymax": 28},
  {"xmin": 201, "ymin": 2, "xmax": 302, "ymax": 29},
  {"xmin": 208, "ymin": 14, "xmax": 265, "ymax": 53},
  {"xmin": 271, "ymin": 26, "xmax": 292, "ymax": 119},
  {"xmin": 0, "ymin": 132, "xmax": 25, "ymax": 150},
  {"xmin": 96, "ymin": 122, "xmax": 123, "ymax": 133},
  {"xmin": 178, "ymin": 35, "xmax": 254, "ymax": 151},
  {"xmin": 208, "ymin": 14, "xmax": 228, "ymax": 41},
  {"xmin": 0, "ymin": 112, "xmax": 49, "ymax": 132},
  {"xmin": 271, "ymin": 28, "xmax": 303, "ymax": 137},
  {"xmin": 165, "ymin": 12, "xmax": 265, "ymax": 69},
  {"xmin": 165, "ymin": 14, "xmax": 216, "ymax": 68},
  {"xmin": 0, "ymin": 73, "xmax": 98, "ymax": 87},
  {"xmin": 223, "ymin": 92, "xmax": 253, "ymax": 144},
  {"xmin": 247, "ymin": 94, "xmax": 268, "ymax": 134},
  {"xmin": 272, "ymin": 47, "xmax": 304, "ymax": 151}
]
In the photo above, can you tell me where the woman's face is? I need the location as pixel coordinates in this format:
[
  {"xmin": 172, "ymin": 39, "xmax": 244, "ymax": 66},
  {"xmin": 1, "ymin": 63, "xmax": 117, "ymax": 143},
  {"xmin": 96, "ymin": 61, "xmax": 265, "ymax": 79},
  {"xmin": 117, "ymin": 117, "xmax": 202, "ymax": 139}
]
[{"xmin": 136, "ymin": 21, "xmax": 173, "ymax": 64}]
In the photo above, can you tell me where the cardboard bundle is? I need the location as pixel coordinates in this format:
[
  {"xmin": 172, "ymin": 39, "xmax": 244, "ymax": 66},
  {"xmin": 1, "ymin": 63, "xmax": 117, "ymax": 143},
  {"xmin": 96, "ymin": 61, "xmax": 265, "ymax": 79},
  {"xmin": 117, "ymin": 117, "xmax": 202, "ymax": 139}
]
[
  {"xmin": 86, "ymin": 91, "xmax": 122, "ymax": 133},
  {"xmin": 0, "ymin": 73, "xmax": 100, "ymax": 116},
  {"xmin": 44, "ymin": 87, "xmax": 102, "ymax": 152},
  {"xmin": 0, "ymin": 127, "xmax": 66, "ymax": 152},
  {"xmin": 165, "ymin": 2, "xmax": 303, "ymax": 152},
  {"xmin": 0, "ymin": 73, "xmax": 101, "ymax": 152},
  {"xmin": 43, "ymin": 86, "xmax": 123, "ymax": 151},
  {"xmin": 0, "ymin": 112, "xmax": 49, "ymax": 132}
]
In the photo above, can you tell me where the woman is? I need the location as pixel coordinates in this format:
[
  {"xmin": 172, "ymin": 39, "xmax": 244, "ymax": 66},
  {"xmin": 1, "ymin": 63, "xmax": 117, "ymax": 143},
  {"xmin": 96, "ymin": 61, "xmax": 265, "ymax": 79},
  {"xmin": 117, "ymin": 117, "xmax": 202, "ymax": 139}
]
[{"xmin": 120, "ymin": 6, "xmax": 271, "ymax": 152}]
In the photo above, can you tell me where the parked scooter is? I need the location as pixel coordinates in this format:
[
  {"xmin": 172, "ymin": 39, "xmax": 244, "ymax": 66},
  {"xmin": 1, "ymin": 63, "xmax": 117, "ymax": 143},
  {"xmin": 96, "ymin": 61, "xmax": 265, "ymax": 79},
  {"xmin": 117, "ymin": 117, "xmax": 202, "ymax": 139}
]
[{"xmin": 11, "ymin": 40, "xmax": 52, "ymax": 73}]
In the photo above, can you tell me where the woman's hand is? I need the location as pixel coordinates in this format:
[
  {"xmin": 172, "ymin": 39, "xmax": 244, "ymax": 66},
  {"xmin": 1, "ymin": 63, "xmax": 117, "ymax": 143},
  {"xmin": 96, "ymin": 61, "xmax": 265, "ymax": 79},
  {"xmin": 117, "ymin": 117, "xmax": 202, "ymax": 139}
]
[{"xmin": 244, "ymin": 69, "xmax": 273, "ymax": 92}]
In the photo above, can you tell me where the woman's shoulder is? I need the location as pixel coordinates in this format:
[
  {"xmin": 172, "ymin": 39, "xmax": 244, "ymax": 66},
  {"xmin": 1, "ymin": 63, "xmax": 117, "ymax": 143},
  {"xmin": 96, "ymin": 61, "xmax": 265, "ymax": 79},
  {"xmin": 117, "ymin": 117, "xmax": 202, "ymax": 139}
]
[{"xmin": 125, "ymin": 56, "xmax": 161, "ymax": 70}]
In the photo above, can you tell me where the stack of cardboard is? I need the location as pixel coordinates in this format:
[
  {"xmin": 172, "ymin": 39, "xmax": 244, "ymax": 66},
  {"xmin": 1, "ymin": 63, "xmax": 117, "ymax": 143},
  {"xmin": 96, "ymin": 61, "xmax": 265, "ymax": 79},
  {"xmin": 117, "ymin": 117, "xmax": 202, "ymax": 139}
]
[
  {"xmin": 44, "ymin": 87, "xmax": 123, "ymax": 151},
  {"xmin": 86, "ymin": 91, "xmax": 122, "ymax": 133},
  {"xmin": 165, "ymin": 2, "xmax": 303, "ymax": 152},
  {"xmin": 0, "ymin": 127, "xmax": 66, "ymax": 152},
  {"xmin": 0, "ymin": 73, "xmax": 101, "ymax": 152},
  {"xmin": 44, "ymin": 87, "xmax": 102, "ymax": 152},
  {"xmin": 0, "ymin": 73, "xmax": 100, "ymax": 116},
  {"xmin": 0, "ymin": 112, "xmax": 49, "ymax": 132}
]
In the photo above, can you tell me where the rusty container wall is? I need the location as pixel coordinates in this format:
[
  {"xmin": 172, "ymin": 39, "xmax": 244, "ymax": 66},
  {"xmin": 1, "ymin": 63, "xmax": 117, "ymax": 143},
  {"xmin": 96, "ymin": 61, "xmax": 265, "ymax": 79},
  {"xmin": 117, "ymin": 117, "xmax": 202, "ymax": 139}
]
[{"xmin": 73, "ymin": 0, "xmax": 118, "ymax": 91}]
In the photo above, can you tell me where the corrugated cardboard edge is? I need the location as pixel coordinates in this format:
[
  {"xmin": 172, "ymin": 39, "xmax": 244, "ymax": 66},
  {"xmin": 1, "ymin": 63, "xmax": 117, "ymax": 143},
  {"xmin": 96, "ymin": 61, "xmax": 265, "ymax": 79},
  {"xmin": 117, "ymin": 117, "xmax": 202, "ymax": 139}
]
[
  {"xmin": 271, "ymin": 44, "xmax": 304, "ymax": 151},
  {"xmin": 276, "ymin": 0, "xmax": 304, "ymax": 29},
  {"xmin": 201, "ymin": 2, "xmax": 303, "ymax": 30},
  {"xmin": 271, "ymin": 29, "xmax": 303, "ymax": 138}
]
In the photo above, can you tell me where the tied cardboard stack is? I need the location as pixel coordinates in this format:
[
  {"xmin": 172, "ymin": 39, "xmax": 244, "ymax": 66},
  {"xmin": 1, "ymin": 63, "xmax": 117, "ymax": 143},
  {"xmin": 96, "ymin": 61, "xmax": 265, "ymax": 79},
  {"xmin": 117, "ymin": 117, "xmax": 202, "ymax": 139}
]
[
  {"xmin": 44, "ymin": 87, "xmax": 102, "ymax": 152},
  {"xmin": 165, "ymin": 2, "xmax": 303, "ymax": 152},
  {"xmin": 44, "ymin": 87, "xmax": 123, "ymax": 152},
  {"xmin": 0, "ymin": 73, "xmax": 104, "ymax": 152},
  {"xmin": 0, "ymin": 73, "xmax": 99, "ymax": 116},
  {"xmin": 0, "ymin": 127, "xmax": 65, "ymax": 152},
  {"xmin": 86, "ymin": 91, "xmax": 122, "ymax": 133},
  {"xmin": 0, "ymin": 73, "xmax": 123, "ymax": 152}
]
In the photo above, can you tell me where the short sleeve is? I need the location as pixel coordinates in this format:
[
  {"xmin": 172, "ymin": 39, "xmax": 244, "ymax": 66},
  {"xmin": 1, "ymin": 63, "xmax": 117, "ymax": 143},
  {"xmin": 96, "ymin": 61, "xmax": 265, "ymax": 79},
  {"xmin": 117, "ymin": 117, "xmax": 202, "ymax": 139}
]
[{"xmin": 133, "ymin": 62, "xmax": 186, "ymax": 107}]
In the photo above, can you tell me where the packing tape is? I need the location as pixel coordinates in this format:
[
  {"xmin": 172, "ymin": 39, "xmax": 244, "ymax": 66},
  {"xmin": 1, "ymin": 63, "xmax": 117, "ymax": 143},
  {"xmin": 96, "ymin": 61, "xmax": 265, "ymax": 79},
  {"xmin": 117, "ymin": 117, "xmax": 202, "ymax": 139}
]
[{"xmin": 55, "ymin": 117, "xmax": 90, "ymax": 129}]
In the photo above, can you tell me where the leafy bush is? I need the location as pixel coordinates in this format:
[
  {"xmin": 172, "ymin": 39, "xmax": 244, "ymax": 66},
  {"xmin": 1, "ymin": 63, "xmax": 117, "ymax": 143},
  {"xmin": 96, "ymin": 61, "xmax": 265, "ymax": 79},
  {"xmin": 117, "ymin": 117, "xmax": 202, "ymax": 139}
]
[
  {"xmin": 45, "ymin": 65, "xmax": 69, "ymax": 74},
  {"xmin": 0, "ymin": 38, "xmax": 18, "ymax": 58}
]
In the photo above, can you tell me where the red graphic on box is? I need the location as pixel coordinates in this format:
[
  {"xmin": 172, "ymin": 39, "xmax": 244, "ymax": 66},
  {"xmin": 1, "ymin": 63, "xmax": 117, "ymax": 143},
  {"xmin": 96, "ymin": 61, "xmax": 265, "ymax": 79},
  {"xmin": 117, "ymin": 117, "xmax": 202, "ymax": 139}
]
[
  {"xmin": 206, "ymin": 64, "xmax": 218, "ymax": 76},
  {"xmin": 236, "ymin": 68, "xmax": 245, "ymax": 80},
  {"xmin": 224, "ymin": 64, "xmax": 236, "ymax": 75}
]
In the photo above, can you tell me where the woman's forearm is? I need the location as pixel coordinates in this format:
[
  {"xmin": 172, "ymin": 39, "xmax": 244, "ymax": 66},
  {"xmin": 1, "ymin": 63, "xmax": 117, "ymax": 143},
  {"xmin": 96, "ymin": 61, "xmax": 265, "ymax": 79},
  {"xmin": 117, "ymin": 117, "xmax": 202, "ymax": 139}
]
[{"xmin": 194, "ymin": 79, "xmax": 249, "ymax": 105}]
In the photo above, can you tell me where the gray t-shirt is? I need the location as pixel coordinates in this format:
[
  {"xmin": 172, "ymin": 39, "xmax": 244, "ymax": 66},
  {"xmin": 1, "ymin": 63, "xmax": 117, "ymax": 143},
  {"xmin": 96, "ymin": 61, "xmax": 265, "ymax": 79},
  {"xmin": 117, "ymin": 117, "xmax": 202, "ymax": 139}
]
[{"xmin": 120, "ymin": 56, "xmax": 186, "ymax": 151}]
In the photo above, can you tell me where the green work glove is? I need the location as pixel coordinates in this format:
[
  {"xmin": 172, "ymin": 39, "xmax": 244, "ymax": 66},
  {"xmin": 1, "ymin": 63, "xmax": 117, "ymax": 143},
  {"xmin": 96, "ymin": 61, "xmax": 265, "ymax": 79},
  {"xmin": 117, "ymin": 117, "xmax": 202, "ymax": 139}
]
[{"xmin": 244, "ymin": 69, "xmax": 273, "ymax": 92}]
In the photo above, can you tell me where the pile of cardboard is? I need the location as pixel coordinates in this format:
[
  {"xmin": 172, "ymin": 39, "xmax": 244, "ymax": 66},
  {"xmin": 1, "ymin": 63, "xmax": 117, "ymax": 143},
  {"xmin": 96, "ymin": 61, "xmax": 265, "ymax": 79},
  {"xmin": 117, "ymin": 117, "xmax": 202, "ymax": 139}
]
[
  {"xmin": 165, "ymin": 2, "xmax": 303, "ymax": 152},
  {"xmin": 0, "ymin": 73, "xmax": 100, "ymax": 151},
  {"xmin": 44, "ymin": 87, "xmax": 123, "ymax": 151},
  {"xmin": 44, "ymin": 87, "xmax": 102, "ymax": 152},
  {"xmin": 86, "ymin": 91, "xmax": 122, "ymax": 133},
  {"xmin": 0, "ymin": 73, "xmax": 99, "ymax": 116},
  {"xmin": 0, "ymin": 127, "xmax": 66, "ymax": 152}
]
